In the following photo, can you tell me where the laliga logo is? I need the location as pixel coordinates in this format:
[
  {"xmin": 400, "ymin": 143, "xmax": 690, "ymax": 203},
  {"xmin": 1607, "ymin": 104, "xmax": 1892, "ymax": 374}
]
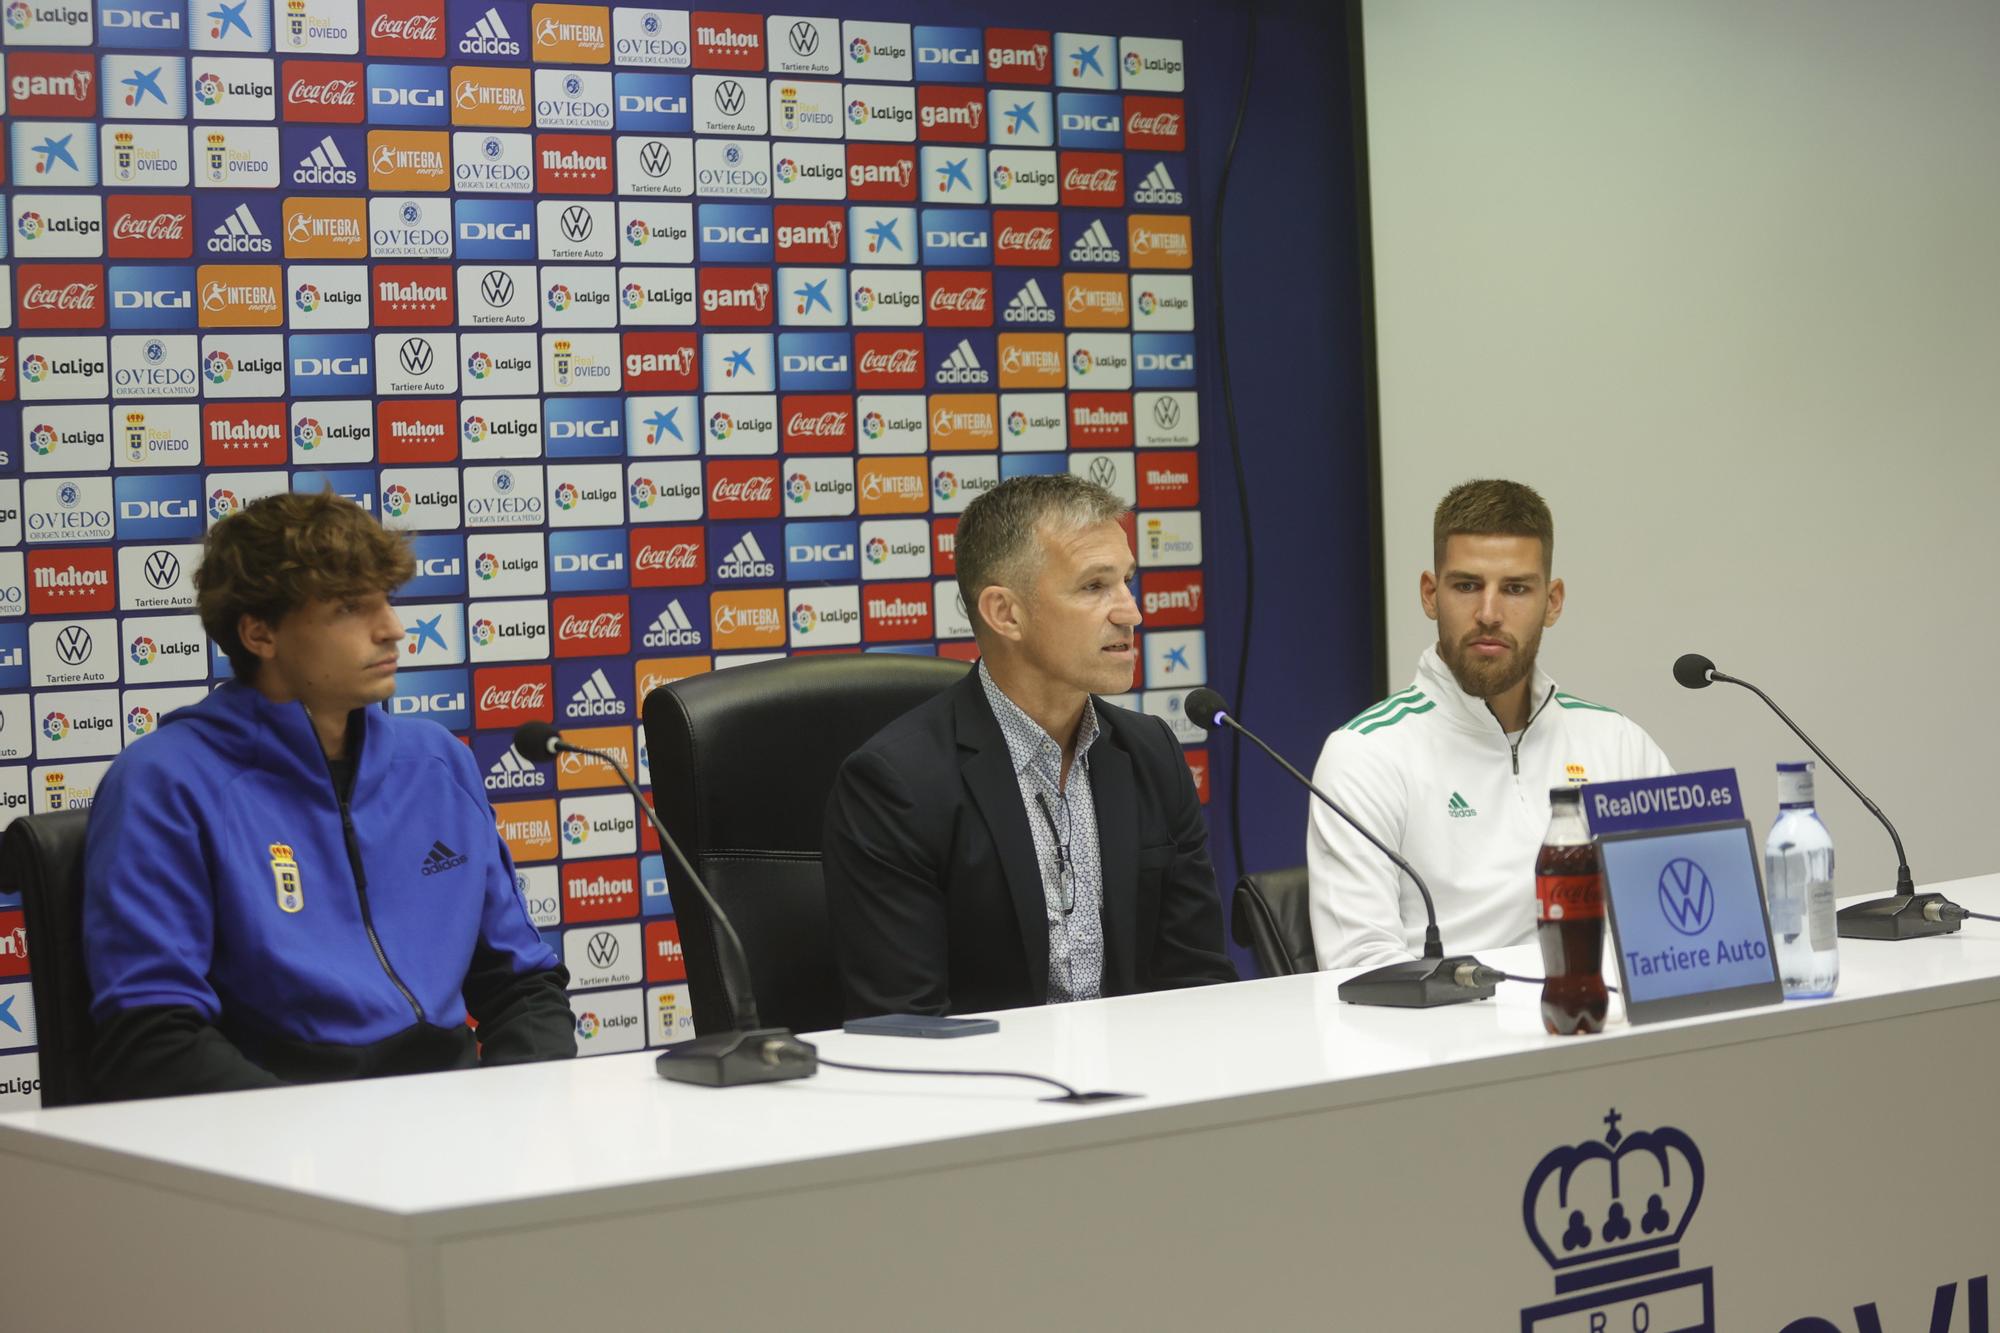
[
  {"xmin": 208, "ymin": 489, "xmax": 240, "ymax": 520},
  {"xmin": 466, "ymin": 350, "xmax": 493, "ymax": 379},
  {"xmin": 629, "ymin": 476, "xmax": 656, "ymax": 508},
  {"xmin": 786, "ymin": 472, "xmax": 810, "ymax": 503},
  {"xmin": 382, "ymin": 484, "xmax": 413, "ymax": 518},
  {"xmin": 775, "ymin": 157, "xmax": 797, "ymax": 184},
  {"xmin": 28, "ymin": 424, "xmax": 57, "ymax": 455},
  {"xmin": 563, "ymin": 812, "xmax": 589, "ymax": 845},
  {"xmin": 865, "ymin": 536, "xmax": 888, "ymax": 565},
  {"xmin": 852, "ymin": 286, "xmax": 876, "ymax": 312},
  {"xmin": 1072, "ymin": 348, "xmax": 1094, "ymax": 376},
  {"xmin": 546, "ymin": 283, "xmax": 572, "ymax": 312},
  {"xmin": 204, "ymin": 351, "xmax": 234, "ymax": 385},
  {"xmin": 463, "ymin": 415, "xmax": 487, "ymax": 442},
  {"xmin": 934, "ymin": 470, "xmax": 959, "ymax": 502},
  {"xmin": 126, "ymin": 706, "xmax": 157, "ymax": 738},
  {"xmin": 470, "ymin": 618, "xmax": 497, "ymax": 645},
  {"xmin": 625, "ymin": 219, "xmax": 649, "ymax": 247},
  {"xmin": 861, "ymin": 411, "xmax": 886, "ymax": 439},
  {"xmin": 17, "ymin": 212, "xmax": 44, "ymax": 241},
  {"xmin": 554, "ymin": 482, "xmax": 580, "ymax": 510},
  {"xmin": 42, "ymin": 713, "xmax": 69, "ymax": 741},
  {"xmin": 194, "ymin": 72, "xmax": 223, "ymax": 106},
  {"xmin": 1520, "ymin": 1109, "xmax": 1711, "ymax": 1330},
  {"xmin": 23, "ymin": 354, "xmax": 50, "ymax": 383},
  {"xmin": 621, "ymin": 283, "xmax": 644, "ymax": 311},
  {"xmin": 1007, "ymin": 410, "xmax": 1028, "ymax": 436},
  {"xmin": 474, "ymin": 551, "xmax": 499, "ymax": 580},
  {"xmin": 129, "ymin": 636, "xmax": 157, "ymax": 666},
  {"xmin": 791, "ymin": 603, "xmax": 816, "ymax": 634},
  {"xmin": 5, "ymin": 1, "xmax": 29, "ymax": 28},
  {"xmin": 295, "ymin": 284, "xmax": 321, "ymax": 313}
]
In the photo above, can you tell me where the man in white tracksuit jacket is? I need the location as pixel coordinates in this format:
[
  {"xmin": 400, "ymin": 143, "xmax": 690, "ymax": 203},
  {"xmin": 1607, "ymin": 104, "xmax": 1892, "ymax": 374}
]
[{"xmin": 1308, "ymin": 480, "xmax": 1672, "ymax": 970}]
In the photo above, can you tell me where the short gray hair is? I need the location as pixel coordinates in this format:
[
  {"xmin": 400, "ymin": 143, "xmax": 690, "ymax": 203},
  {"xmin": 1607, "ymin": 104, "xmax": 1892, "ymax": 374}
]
[{"xmin": 955, "ymin": 474, "xmax": 1128, "ymax": 634}]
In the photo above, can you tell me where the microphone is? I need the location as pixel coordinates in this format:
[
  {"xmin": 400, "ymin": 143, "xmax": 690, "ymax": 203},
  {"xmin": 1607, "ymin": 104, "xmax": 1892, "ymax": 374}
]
[
  {"xmin": 1180, "ymin": 689, "xmax": 1500, "ymax": 1007},
  {"xmin": 1671, "ymin": 654, "xmax": 1961, "ymax": 941},
  {"xmin": 509, "ymin": 723, "xmax": 818, "ymax": 1085}
]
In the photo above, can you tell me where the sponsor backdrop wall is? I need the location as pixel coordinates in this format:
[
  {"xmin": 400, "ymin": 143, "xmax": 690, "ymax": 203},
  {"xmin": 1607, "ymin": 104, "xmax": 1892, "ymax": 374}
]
[{"xmin": 0, "ymin": 0, "xmax": 1373, "ymax": 1104}]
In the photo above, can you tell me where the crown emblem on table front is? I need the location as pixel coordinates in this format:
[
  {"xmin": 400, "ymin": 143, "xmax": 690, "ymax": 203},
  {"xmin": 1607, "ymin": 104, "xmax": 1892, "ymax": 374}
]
[{"xmin": 1522, "ymin": 1108, "xmax": 1704, "ymax": 1278}]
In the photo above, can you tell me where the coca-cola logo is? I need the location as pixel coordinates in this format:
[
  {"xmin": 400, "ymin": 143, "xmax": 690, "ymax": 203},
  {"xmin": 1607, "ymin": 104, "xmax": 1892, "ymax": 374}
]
[
  {"xmin": 480, "ymin": 682, "xmax": 546, "ymax": 710},
  {"xmin": 558, "ymin": 612, "xmax": 624, "ymax": 640},
  {"xmin": 1065, "ymin": 168, "xmax": 1120, "ymax": 192},
  {"xmin": 787, "ymin": 410, "xmax": 846, "ymax": 436},
  {"xmin": 111, "ymin": 215, "xmax": 186, "ymax": 241},
  {"xmin": 929, "ymin": 287, "xmax": 988, "ymax": 312},
  {"xmin": 999, "ymin": 226, "xmax": 1055, "ymax": 249},
  {"xmin": 289, "ymin": 78, "xmax": 359, "ymax": 105},
  {"xmin": 371, "ymin": 12, "xmax": 438, "ymax": 41},
  {"xmin": 711, "ymin": 475, "xmax": 775, "ymax": 503},
  {"xmin": 1128, "ymin": 112, "xmax": 1181, "ymax": 137},
  {"xmin": 22, "ymin": 281, "xmax": 100, "ymax": 310},
  {"xmin": 858, "ymin": 349, "xmax": 919, "ymax": 374},
  {"xmin": 634, "ymin": 542, "xmax": 699, "ymax": 570}
]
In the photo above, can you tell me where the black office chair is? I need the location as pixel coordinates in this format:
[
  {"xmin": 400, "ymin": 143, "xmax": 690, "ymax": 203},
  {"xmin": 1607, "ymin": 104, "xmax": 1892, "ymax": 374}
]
[
  {"xmin": 1231, "ymin": 866, "xmax": 1318, "ymax": 977},
  {"xmin": 0, "ymin": 810, "xmax": 96, "ymax": 1107},
  {"xmin": 642, "ymin": 654, "xmax": 972, "ymax": 1037}
]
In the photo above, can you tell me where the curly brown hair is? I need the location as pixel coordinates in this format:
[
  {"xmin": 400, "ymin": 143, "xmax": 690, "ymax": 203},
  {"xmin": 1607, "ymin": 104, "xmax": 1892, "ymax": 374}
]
[{"xmin": 195, "ymin": 491, "xmax": 415, "ymax": 679}]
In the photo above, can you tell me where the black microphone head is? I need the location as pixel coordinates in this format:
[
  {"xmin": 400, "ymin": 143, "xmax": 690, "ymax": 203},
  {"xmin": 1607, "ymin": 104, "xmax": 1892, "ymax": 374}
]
[
  {"xmin": 512, "ymin": 721, "xmax": 562, "ymax": 763},
  {"xmin": 1181, "ymin": 687, "xmax": 1229, "ymax": 732},
  {"xmin": 1673, "ymin": 653, "xmax": 1717, "ymax": 690}
]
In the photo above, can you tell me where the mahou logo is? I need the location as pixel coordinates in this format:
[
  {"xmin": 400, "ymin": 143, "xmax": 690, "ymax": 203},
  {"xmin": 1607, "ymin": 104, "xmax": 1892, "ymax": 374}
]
[
  {"xmin": 475, "ymin": 665, "xmax": 553, "ymax": 728},
  {"xmin": 853, "ymin": 333, "xmax": 924, "ymax": 390},
  {"xmin": 18, "ymin": 265, "xmax": 106, "ymax": 330},
  {"xmin": 862, "ymin": 580, "xmax": 933, "ymax": 642},
  {"xmin": 537, "ymin": 133, "xmax": 613, "ymax": 194},
  {"xmin": 373, "ymin": 264, "xmax": 456, "ymax": 326},
  {"xmin": 554, "ymin": 595, "xmax": 630, "ymax": 656},
  {"xmin": 1060, "ymin": 151, "xmax": 1124, "ymax": 207},
  {"xmin": 630, "ymin": 525, "xmax": 705, "ymax": 587},
  {"xmin": 1068, "ymin": 391, "xmax": 1134, "ymax": 446},
  {"xmin": 707, "ymin": 460, "xmax": 780, "ymax": 518},
  {"xmin": 367, "ymin": 0, "xmax": 446, "ymax": 56},
  {"xmin": 27, "ymin": 547, "xmax": 117, "ymax": 615},
  {"xmin": 108, "ymin": 196, "xmax": 195, "ymax": 260},
  {"xmin": 283, "ymin": 61, "xmax": 365, "ymax": 122},
  {"xmin": 691, "ymin": 10, "xmax": 761, "ymax": 69}
]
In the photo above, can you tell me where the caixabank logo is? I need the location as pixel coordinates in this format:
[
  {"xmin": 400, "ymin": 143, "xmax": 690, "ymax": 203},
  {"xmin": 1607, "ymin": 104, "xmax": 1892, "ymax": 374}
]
[{"xmin": 1519, "ymin": 1109, "xmax": 1711, "ymax": 1332}]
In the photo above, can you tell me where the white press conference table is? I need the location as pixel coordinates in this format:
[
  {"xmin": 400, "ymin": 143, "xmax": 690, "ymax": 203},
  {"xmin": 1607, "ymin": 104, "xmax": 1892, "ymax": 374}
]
[{"xmin": 4, "ymin": 877, "xmax": 2000, "ymax": 1332}]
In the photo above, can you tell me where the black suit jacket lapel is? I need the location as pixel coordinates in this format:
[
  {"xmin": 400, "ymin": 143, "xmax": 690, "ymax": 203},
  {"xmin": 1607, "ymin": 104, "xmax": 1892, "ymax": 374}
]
[
  {"xmin": 1090, "ymin": 718, "xmax": 1137, "ymax": 995},
  {"xmin": 954, "ymin": 675, "xmax": 1049, "ymax": 1002}
]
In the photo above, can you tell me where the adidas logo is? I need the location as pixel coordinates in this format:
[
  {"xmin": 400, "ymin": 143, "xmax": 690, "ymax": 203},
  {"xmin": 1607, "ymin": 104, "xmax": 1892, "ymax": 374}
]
[
  {"xmin": 566, "ymin": 666, "xmax": 624, "ymax": 719},
  {"xmin": 421, "ymin": 839, "xmax": 470, "ymax": 875},
  {"xmin": 1068, "ymin": 219, "xmax": 1120, "ymax": 264},
  {"xmin": 485, "ymin": 747, "xmax": 544, "ymax": 791},
  {"xmin": 295, "ymin": 135, "xmax": 357, "ymax": 186},
  {"xmin": 208, "ymin": 203, "xmax": 272, "ymax": 254},
  {"xmin": 459, "ymin": 4, "xmax": 521, "ymax": 54},
  {"xmin": 716, "ymin": 532, "xmax": 776, "ymax": 581},
  {"xmin": 1004, "ymin": 278, "xmax": 1057, "ymax": 324},
  {"xmin": 936, "ymin": 338, "xmax": 989, "ymax": 385},
  {"xmin": 643, "ymin": 597, "xmax": 702, "ymax": 649},
  {"xmin": 1447, "ymin": 791, "xmax": 1477, "ymax": 819},
  {"xmin": 1132, "ymin": 161, "xmax": 1184, "ymax": 206}
]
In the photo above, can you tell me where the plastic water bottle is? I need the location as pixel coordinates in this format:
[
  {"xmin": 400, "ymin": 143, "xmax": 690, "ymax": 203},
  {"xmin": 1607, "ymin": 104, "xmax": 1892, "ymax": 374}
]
[{"xmin": 1765, "ymin": 761, "xmax": 1839, "ymax": 998}]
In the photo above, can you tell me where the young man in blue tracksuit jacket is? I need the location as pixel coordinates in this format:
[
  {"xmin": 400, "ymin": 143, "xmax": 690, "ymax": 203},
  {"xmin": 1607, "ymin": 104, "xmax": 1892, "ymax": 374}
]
[{"xmin": 83, "ymin": 492, "xmax": 575, "ymax": 1100}]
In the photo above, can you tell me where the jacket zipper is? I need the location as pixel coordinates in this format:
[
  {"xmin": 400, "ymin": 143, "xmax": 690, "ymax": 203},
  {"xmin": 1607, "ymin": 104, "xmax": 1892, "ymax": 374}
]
[
  {"xmin": 1506, "ymin": 686, "xmax": 1558, "ymax": 776},
  {"xmin": 320, "ymin": 725, "xmax": 426, "ymax": 1024}
]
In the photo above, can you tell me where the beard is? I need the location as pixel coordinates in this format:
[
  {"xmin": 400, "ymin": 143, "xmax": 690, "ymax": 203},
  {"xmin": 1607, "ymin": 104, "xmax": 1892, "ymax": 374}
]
[{"xmin": 1439, "ymin": 626, "xmax": 1542, "ymax": 701}]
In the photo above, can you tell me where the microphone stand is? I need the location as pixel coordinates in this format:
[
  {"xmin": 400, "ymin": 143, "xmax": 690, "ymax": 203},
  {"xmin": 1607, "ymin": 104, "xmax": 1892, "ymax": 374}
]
[
  {"xmin": 1198, "ymin": 701, "xmax": 1500, "ymax": 1007},
  {"xmin": 1704, "ymin": 668, "xmax": 1959, "ymax": 942}
]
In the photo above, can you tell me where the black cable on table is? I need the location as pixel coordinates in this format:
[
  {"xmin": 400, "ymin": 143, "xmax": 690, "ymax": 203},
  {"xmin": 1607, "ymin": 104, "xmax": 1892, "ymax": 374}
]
[{"xmin": 816, "ymin": 1057, "xmax": 1082, "ymax": 1101}]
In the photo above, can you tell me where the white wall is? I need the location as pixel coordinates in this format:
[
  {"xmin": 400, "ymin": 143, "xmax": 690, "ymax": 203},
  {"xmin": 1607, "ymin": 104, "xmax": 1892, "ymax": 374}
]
[{"xmin": 1363, "ymin": 0, "xmax": 2000, "ymax": 896}]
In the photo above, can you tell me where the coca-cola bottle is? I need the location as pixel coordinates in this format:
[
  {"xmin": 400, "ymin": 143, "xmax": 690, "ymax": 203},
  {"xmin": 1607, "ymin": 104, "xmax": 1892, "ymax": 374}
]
[{"xmin": 1535, "ymin": 786, "xmax": 1608, "ymax": 1035}]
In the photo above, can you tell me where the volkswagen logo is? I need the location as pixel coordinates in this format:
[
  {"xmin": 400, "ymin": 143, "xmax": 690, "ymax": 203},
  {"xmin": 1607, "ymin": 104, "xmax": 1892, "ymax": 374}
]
[
  {"xmin": 1088, "ymin": 456, "xmax": 1119, "ymax": 488},
  {"xmin": 1153, "ymin": 396, "xmax": 1181, "ymax": 429},
  {"xmin": 586, "ymin": 930, "xmax": 620, "ymax": 968},
  {"xmin": 560, "ymin": 205, "xmax": 593, "ymax": 242},
  {"xmin": 481, "ymin": 270, "xmax": 515, "ymax": 307},
  {"xmin": 638, "ymin": 140, "xmax": 671, "ymax": 177},
  {"xmin": 399, "ymin": 338, "xmax": 434, "ymax": 376},
  {"xmin": 787, "ymin": 20, "xmax": 818, "ymax": 55},
  {"xmin": 144, "ymin": 550, "xmax": 181, "ymax": 589},
  {"xmin": 55, "ymin": 625, "xmax": 93, "ymax": 666},
  {"xmin": 1657, "ymin": 857, "xmax": 1717, "ymax": 936},
  {"xmin": 713, "ymin": 79, "xmax": 746, "ymax": 116}
]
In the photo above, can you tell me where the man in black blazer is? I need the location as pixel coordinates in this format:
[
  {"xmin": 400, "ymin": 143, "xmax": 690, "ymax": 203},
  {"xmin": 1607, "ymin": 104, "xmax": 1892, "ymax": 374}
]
[{"xmin": 824, "ymin": 474, "xmax": 1237, "ymax": 1017}]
